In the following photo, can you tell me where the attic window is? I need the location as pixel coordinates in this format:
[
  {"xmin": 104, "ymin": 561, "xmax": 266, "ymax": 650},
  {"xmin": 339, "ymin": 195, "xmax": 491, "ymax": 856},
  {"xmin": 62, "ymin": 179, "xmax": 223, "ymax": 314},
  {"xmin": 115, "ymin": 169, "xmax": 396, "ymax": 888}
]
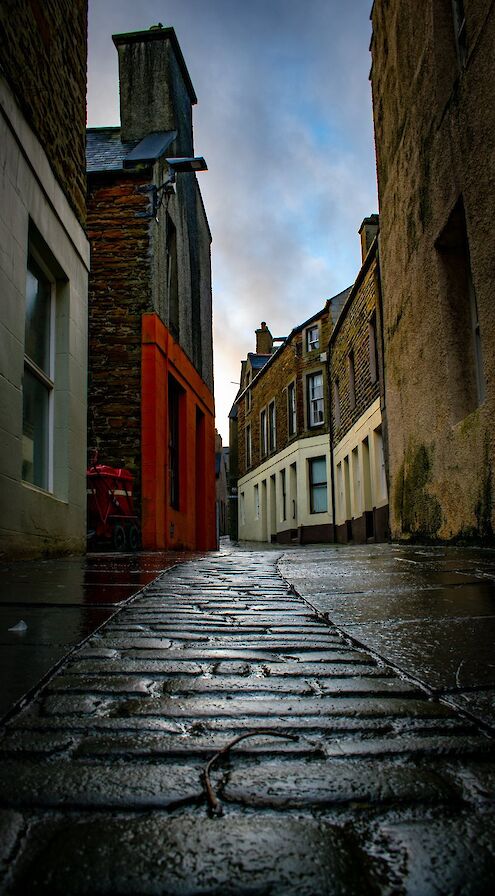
[{"xmin": 306, "ymin": 325, "xmax": 319, "ymax": 352}]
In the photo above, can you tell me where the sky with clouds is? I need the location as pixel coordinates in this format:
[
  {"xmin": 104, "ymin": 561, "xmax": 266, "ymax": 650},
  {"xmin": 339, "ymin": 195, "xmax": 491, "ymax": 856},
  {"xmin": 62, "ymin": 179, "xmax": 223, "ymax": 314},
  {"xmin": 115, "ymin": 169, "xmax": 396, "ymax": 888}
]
[{"xmin": 87, "ymin": 0, "xmax": 377, "ymax": 442}]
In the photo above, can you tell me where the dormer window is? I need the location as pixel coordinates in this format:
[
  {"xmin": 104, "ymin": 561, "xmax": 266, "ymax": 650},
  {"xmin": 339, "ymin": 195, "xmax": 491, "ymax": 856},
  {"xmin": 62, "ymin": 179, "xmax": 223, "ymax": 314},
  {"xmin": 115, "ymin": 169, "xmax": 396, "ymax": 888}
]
[{"xmin": 306, "ymin": 325, "xmax": 319, "ymax": 352}]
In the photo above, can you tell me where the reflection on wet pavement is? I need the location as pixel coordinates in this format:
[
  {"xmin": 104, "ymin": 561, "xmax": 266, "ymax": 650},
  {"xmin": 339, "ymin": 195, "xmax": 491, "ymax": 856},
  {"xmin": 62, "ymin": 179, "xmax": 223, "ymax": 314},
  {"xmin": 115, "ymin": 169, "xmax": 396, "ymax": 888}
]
[
  {"xmin": 0, "ymin": 550, "xmax": 200, "ymax": 721},
  {"xmin": 279, "ymin": 542, "xmax": 495, "ymax": 729}
]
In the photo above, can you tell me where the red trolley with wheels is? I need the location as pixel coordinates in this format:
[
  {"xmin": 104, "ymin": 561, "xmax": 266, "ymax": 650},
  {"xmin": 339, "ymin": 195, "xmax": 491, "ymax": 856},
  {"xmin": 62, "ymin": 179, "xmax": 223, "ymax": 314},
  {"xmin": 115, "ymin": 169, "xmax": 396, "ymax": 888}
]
[{"xmin": 87, "ymin": 455, "xmax": 140, "ymax": 551}]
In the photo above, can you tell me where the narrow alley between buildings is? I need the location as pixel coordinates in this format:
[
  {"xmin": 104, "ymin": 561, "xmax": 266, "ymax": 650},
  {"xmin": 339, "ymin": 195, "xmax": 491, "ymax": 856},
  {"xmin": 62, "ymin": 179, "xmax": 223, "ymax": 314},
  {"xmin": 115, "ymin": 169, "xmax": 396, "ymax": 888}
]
[{"xmin": 1, "ymin": 541, "xmax": 495, "ymax": 894}]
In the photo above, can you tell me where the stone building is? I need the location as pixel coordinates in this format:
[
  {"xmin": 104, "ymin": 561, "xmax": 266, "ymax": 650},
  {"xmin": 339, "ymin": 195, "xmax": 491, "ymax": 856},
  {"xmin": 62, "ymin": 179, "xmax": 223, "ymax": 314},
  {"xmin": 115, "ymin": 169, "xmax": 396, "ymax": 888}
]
[
  {"xmin": 87, "ymin": 26, "xmax": 216, "ymax": 551},
  {"xmin": 370, "ymin": 0, "xmax": 495, "ymax": 541},
  {"xmin": 0, "ymin": 0, "xmax": 90, "ymax": 557},
  {"xmin": 215, "ymin": 430, "xmax": 229, "ymax": 538},
  {"xmin": 329, "ymin": 217, "xmax": 389, "ymax": 543},
  {"xmin": 236, "ymin": 293, "xmax": 349, "ymax": 544}
]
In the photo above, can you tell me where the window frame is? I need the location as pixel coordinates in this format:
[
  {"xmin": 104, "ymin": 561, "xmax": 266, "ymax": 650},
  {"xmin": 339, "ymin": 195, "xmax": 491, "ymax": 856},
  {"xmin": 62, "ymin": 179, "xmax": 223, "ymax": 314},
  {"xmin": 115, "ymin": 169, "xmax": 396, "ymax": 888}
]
[
  {"xmin": 268, "ymin": 399, "xmax": 276, "ymax": 452},
  {"xmin": 333, "ymin": 378, "xmax": 340, "ymax": 430},
  {"xmin": 260, "ymin": 407, "xmax": 267, "ymax": 457},
  {"xmin": 348, "ymin": 351, "xmax": 356, "ymax": 410},
  {"xmin": 245, "ymin": 423, "xmax": 252, "ymax": 469},
  {"xmin": 306, "ymin": 324, "xmax": 319, "ymax": 353},
  {"xmin": 308, "ymin": 455, "xmax": 328, "ymax": 514},
  {"xmin": 23, "ymin": 247, "xmax": 56, "ymax": 492},
  {"xmin": 287, "ymin": 380, "xmax": 297, "ymax": 437},
  {"xmin": 307, "ymin": 370, "xmax": 324, "ymax": 428},
  {"xmin": 368, "ymin": 314, "xmax": 378, "ymax": 384}
]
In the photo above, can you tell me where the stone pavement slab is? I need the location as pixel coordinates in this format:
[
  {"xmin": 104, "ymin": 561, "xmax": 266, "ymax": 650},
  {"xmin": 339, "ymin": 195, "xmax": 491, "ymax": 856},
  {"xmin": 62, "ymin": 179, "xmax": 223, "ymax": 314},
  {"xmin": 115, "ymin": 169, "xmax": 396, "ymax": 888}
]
[
  {"xmin": 0, "ymin": 550, "xmax": 195, "ymax": 720},
  {"xmin": 1, "ymin": 544, "xmax": 495, "ymax": 894},
  {"xmin": 279, "ymin": 543, "xmax": 495, "ymax": 728}
]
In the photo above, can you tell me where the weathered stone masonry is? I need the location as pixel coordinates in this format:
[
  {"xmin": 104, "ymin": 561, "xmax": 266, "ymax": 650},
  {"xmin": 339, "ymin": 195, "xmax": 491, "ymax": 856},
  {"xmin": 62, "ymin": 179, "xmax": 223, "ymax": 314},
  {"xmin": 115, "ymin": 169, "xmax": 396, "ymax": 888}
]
[
  {"xmin": 330, "ymin": 255, "xmax": 381, "ymax": 443},
  {"xmin": 0, "ymin": 0, "xmax": 87, "ymax": 226},
  {"xmin": 87, "ymin": 174, "xmax": 152, "ymax": 514}
]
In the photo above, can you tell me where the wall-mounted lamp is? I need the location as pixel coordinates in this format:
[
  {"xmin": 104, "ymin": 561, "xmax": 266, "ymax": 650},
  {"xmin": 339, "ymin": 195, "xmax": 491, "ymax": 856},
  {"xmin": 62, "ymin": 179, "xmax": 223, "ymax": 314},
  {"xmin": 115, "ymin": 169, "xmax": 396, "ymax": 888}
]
[{"xmin": 154, "ymin": 156, "xmax": 207, "ymax": 221}]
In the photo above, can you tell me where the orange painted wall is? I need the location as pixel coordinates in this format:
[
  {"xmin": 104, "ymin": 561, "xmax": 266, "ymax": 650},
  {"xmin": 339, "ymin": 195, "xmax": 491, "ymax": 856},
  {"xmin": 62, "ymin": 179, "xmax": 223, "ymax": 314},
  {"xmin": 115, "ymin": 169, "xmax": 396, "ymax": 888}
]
[{"xmin": 141, "ymin": 313, "xmax": 217, "ymax": 551}]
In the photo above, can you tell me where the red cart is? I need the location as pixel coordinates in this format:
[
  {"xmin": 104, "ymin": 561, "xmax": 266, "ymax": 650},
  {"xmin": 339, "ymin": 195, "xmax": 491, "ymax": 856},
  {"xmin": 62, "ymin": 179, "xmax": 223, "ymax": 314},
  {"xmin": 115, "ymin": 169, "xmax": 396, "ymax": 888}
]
[{"xmin": 87, "ymin": 458, "xmax": 140, "ymax": 551}]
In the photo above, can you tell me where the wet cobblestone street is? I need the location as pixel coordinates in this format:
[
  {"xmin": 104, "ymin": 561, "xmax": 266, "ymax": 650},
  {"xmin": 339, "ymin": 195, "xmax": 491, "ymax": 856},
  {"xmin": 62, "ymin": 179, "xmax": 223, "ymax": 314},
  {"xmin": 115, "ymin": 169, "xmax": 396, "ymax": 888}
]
[{"xmin": 1, "ymin": 544, "xmax": 495, "ymax": 894}]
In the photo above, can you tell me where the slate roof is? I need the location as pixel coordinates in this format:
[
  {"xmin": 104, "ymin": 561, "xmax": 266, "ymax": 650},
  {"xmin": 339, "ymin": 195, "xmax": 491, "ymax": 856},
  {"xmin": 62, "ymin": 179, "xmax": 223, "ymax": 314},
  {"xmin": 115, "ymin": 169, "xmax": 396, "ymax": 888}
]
[
  {"xmin": 247, "ymin": 353, "xmax": 271, "ymax": 371},
  {"xmin": 86, "ymin": 128, "xmax": 139, "ymax": 173},
  {"xmin": 87, "ymin": 127, "xmax": 180, "ymax": 175}
]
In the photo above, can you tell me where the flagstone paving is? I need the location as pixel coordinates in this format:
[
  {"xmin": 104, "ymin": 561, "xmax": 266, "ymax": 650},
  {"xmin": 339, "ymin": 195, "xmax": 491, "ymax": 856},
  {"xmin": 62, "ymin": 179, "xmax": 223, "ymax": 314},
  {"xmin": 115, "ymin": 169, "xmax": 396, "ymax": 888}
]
[{"xmin": 1, "ymin": 546, "xmax": 495, "ymax": 894}]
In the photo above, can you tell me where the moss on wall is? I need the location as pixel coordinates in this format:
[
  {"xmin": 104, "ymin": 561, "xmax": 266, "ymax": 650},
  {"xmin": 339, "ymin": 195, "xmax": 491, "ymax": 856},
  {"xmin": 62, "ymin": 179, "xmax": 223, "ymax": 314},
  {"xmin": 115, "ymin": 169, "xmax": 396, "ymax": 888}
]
[
  {"xmin": 394, "ymin": 441, "xmax": 443, "ymax": 539},
  {"xmin": 475, "ymin": 434, "xmax": 493, "ymax": 542}
]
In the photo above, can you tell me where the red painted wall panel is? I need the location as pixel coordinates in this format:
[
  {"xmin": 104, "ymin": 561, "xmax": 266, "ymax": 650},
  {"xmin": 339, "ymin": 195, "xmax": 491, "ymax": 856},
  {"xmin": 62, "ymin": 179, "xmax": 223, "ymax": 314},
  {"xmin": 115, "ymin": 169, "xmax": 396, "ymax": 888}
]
[{"xmin": 141, "ymin": 313, "xmax": 216, "ymax": 551}]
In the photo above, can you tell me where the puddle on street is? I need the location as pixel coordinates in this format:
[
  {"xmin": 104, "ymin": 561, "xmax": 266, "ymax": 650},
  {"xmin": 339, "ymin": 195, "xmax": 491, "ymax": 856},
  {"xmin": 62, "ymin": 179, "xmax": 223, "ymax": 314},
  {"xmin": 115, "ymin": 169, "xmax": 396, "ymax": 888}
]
[{"xmin": 0, "ymin": 550, "xmax": 199, "ymax": 721}]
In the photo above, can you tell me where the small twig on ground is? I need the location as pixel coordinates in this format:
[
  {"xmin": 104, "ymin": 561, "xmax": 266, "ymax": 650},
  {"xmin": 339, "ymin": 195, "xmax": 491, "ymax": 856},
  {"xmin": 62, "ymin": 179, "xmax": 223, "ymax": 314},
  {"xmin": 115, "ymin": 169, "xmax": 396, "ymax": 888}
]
[{"xmin": 203, "ymin": 728, "xmax": 299, "ymax": 816}]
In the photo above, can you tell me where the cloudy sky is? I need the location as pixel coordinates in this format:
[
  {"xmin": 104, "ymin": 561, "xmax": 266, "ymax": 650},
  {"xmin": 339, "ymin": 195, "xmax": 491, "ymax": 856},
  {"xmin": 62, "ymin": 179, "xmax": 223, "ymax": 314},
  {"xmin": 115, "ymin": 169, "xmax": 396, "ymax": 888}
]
[{"xmin": 87, "ymin": 0, "xmax": 377, "ymax": 442}]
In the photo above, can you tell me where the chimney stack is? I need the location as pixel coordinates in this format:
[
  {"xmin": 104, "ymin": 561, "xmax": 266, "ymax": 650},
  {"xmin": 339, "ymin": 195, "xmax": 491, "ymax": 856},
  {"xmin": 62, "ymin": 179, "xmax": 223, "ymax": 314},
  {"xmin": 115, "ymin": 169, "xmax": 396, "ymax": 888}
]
[
  {"xmin": 358, "ymin": 214, "xmax": 379, "ymax": 262},
  {"xmin": 112, "ymin": 26, "xmax": 196, "ymax": 152},
  {"xmin": 255, "ymin": 321, "xmax": 273, "ymax": 355}
]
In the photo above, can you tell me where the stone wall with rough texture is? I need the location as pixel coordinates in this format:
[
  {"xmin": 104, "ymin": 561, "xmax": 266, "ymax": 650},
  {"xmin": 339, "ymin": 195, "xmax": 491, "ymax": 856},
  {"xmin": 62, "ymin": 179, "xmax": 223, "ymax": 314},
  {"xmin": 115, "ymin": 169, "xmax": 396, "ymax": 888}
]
[
  {"xmin": 371, "ymin": 0, "xmax": 495, "ymax": 542},
  {"xmin": 87, "ymin": 173, "xmax": 152, "ymax": 512},
  {"xmin": 0, "ymin": 0, "xmax": 87, "ymax": 226},
  {"xmin": 330, "ymin": 249, "xmax": 381, "ymax": 443},
  {"xmin": 238, "ymin": 305, "xmax": 333, "ymax": 478}
]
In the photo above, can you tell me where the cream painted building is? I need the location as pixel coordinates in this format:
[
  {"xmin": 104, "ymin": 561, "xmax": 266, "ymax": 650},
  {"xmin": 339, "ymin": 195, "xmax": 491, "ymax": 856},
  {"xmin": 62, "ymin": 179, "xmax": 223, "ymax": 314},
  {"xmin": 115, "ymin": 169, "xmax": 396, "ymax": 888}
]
[
  {"xmin": 239, "ymin": 432, "xmax": 332, "ymax": 543},
  {"xmin": 0, "ymin": 3, "xmax": 89, "ymax": 558},
  {"xmin": 333, "ymin": 399, "xmax": 387, "ymax": 542}
]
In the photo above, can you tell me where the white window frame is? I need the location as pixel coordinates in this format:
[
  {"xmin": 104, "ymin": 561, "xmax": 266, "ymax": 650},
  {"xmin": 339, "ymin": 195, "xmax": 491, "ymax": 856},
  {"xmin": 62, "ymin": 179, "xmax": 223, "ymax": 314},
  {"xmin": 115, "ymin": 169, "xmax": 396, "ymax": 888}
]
[
  {"xmin": 268, "ymin": 399, "xmax": 276, "ymax": 451},
  {"xmin": 245, "ymin": 424, "xmax": 251, "ymax": 468},
  {"xmin": 306, "ymin": 325, "xmax": 319, "ymax": 352},
  {"xmin": 287, "ymin": 380, "xmax": 296, "ymax": 437},
  {"xmin": 307, "ymin": 371, "xmax": 324, "ymax": 428},
  {"xmin": 23, "ymin": 246, "xmax": 56, "ymax": 493},
  {"xmin": 260, "ymin": 407, "xmax": 267, "ymax": 457},
  {"xmin": 348, "ymin": 351, "xmax": 356, "ymax": 410},
  {"xmin": 308, "ymin": 455, "xmax": 328, "ymax": 514}
]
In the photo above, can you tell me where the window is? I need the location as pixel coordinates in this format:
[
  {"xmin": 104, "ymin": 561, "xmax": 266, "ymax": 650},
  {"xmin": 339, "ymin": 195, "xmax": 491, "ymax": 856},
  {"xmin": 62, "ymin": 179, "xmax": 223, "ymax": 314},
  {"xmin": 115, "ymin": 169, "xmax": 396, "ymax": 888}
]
[
  {"xmin": 306, "ymin": 325, "xmax": 319, "ymax": 352},
  {"xmin": 287, "ymin": 381, "xmax": 296, "ymax": 436},
  {"xmin": 168, "ymin": 376, "xmax": 183, "ymax": 509},
  {"xmin": 290, "ymin": 462, "xmax": 297, "ymax": 521},
  {"xmin": 23, "ymin": 252, "xmax": 55, "ymax": 490},
  {"xmin": 166, "ymin": 214, "xmax": 179, "ymax": 340},
  {"xmin": 368, "ymin": 314, "xmax": 378, "ymax": 384},
  {"xmin": 260, "ymin": 409, "xmax": 267, "ymax": 456},
  {"xmin": 246, "ymin": 372, "xmax": 251, "ymax": 411},
  {"xmin": 307, "ymin": 372, "xmax": 324, "ymax": 427},
  {"xmin": 436, "ymin": 197, "xmax": 485, "ymax": 419},
  {"xmin": 452, "ymin": 0, "xmax": 467, "ymax": 66},
  {"xmin": 348, "ymin": 352, "xmax": 356, "ymax": 410},
  {"xmin": 333, "ymin": 379, "xmax": 340, "ymax": 430},
  {"xmin": 280, "ymin": 468, "xmax": 286, "ymax": 521},
  {"xmin": 245, "ymin": 424, "xmax": 252, "ymax": 468},
  {"xmin": 309, "ymin": 456, "xmax": 327, "ymax": 514},
  {"xmin": 254, "ymin": 483, "xmax": 260, "ymax": 519},
  {"xmin": 268, "ymin": 400, "xmax": 276, "ymax": 451}
]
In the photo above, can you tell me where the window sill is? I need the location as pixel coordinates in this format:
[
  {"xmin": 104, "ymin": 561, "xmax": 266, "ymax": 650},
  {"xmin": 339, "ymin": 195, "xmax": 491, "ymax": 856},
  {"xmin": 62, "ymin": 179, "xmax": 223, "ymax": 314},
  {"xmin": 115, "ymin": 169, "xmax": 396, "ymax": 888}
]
[{"xmin": 22, "ymin": 481, "xmax": 68, "ymax": 505}]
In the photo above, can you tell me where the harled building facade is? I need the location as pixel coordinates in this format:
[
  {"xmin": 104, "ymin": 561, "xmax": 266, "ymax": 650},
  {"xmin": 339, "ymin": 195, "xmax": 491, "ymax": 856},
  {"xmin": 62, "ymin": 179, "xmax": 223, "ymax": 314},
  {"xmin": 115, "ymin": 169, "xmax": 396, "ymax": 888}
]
[
  {"xmin": 0, "ymin": 0, "xmax": 89, "ymax": 558},
  {"xmin": 370, "ymin": 0, "xmax": 495, "ymax": 541}
]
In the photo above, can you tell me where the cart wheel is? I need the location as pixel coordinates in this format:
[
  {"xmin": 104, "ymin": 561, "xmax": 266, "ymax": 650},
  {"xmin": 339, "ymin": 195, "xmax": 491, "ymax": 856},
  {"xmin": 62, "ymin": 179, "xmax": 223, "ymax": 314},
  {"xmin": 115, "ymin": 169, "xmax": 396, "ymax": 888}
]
[
  {"xmin": 112, "ymin": 524, "xmax": 127, "ymax": 552},
  {"xmin": 128, "ymin": 524, "xmax": 140, "ymax": 552}
]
